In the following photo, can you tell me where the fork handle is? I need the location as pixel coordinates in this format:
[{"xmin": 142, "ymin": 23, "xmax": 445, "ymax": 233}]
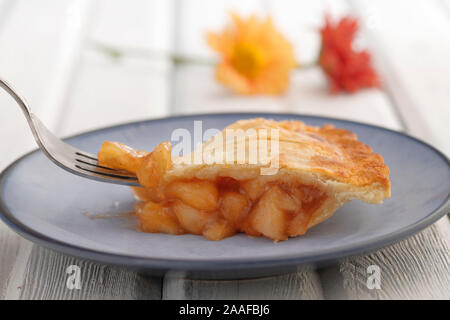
[
  {"xmin": 0, "ymin": 77, "xmax": 32, "ymax": 116},
  {"xmin": 0, "ymin": 77, "xmax": 45, "ymax": 150}
]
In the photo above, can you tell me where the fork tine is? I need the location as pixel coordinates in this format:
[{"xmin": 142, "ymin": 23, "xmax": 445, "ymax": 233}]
[
  {"xmin": 74, "ymin": 158, "xmax": 136, "ymax": 177},
  {"xmin": 75, "ymin": 158, "xmax": 121, "ymax": 172},
  {"xmin": 75, "ymin": 151, "xmax": 98, "ymax": 161},
  {"xmin": 75, "ymin": 165, "xmax": 139, "ymax": 181},
  {"xmin": 74, "ymin": 152, "xmax": 132, "ymax": 174}
]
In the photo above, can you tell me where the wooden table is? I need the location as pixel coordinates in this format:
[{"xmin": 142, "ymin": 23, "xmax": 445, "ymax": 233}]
[{"xmin": 0, "ymin": 0, "xmax": 449, "ymax": 300}]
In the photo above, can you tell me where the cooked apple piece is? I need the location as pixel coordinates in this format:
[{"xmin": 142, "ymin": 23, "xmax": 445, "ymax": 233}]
[
  {"xmin": 220, "ymin": 191, "xmax": 248, "ymax": 226},
  {"xmin": 136, "ymin": 201, "xmax": 184, "ymax": 235},
  {"xmin": 248, "ymin": 185, "xmax": 299, "ymax": 241},
  {"xmin": 165, "ymin": 180, "xmax": 218, "ymax": 212},
  {"xmin": 289, "ymin": 184, "xmax": 321, "ymax": 204},
  {"xmin": 284, "ymin": 184, "xmax": 327, "ymax": 236},
  {"xmin": 273, "ymin": 186, "xmax": 299, "ymax": 212},
  {"xmin": 136, "ymin": 141, "xmax": 172, "ymax": 188},
  {"xmin": 240, "ymin": 179, "xmax": 266, "ymax": 201},
  {"xmin": 203, "ymin": 219, "xmax": 237, "ymax": 241},
  {"xmin": 286, "ymin": 210, "xmax": 310, "ymax": 237},
  {"xmin": 240, "ymin": 218, "xmax": 262, "ymax": 237},
  {"xmin": 131, "ymin": 186, "xmax": 164, "ymax": 202},
  {"xmin": 249, "ymin": 200, "xmax": 286, "ymax": 241},
  {"xmin": 98, "ymin": 142, "xmax": 147, "ymax": 173},
  {"xmin": 172, "ymin": 201, "xmax": 213, "ymax": 234}
]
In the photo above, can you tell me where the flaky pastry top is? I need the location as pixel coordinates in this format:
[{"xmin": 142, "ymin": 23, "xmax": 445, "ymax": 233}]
[{"xmin": 165, "ymin": 118, "xmax": 391, "ymax": 204}]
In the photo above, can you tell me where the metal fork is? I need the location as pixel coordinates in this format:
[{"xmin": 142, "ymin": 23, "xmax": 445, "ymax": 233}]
[{"xmin": 0, "ymin": 78, "xmax": 140, "ymax": 186}]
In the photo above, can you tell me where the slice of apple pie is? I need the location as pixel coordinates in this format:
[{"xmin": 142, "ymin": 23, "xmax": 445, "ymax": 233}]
[{"xmin": 98, "ymin": 118, "xmax": 390, "ymax": 241}]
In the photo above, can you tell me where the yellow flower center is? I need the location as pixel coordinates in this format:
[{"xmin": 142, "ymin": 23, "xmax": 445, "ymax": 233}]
[{"xmin": 231, "ymin": 42, "xmax": 267, "ymax": 78}]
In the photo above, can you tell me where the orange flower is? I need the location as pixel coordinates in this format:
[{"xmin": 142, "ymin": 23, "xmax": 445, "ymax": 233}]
[
  {"xmin": 319, "ymin": 15, "xmax": 380, "ymax": 93},
  {"xmin": 207, "ymin": 13, "xmax": 296, "ymax": 95}
]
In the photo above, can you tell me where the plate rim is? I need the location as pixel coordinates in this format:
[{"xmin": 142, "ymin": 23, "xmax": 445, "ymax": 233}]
[{"xmin": 0, "ymin": 112, "xmax": 449, "ymax": 272}]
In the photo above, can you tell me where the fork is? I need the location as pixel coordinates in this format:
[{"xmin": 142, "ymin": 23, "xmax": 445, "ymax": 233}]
[{"xmin": 0, "ymin": 77, "xmax": 140, "ymax": 186}]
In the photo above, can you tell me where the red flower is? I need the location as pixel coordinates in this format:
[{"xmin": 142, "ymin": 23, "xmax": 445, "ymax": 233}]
[{"xmin": 319, "ymin": 15, "xmax": 380, "ymax": 93}]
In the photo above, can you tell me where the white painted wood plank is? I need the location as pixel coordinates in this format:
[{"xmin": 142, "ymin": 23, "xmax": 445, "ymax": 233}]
[
  {"xmin": 90, "ymin": 0, "xmax": 173, "ymax": 52},
  {"xmin": 350, "ymin": 0, "xmax": 450, "ymax": 155},
  {"xmin": 285, "ymin": 68, "xmax": 401, "ymax": 130},
  {"xmin": 336, "ymin": 218, "xmax": 450, "ymax": 299},
  {"xmin": 442, "ymin": 0, "xmax": 450, "ymax": 13},
  {"xmin": 0, "ymin": 0, "xmax": 92, "ymax": 299},
  {"xmin": 2, "ymin": 238, "xmax": 33, "ymax": 300},
  {"xmin": 0, "ymin": 0, "xmax": 92, "ymax": 129},
  {"xmin": 174, "ymin": 66, "xmax": 402, "ymax": 132},
  {"xmin": 59, "ymin": 50, "xmax": 170, "ymax": 136},
  {"xmin": 163, "ymin": 269, "xmax": 323, "ymax": 299},
  {"xmin": 18, "ymin": 246, "xmax": 161, "ymax": 300},
  {"xmin": 0, "ymin": 0, "xmax": 90, "ymax": 169},
  {"xmin": 60, "ymin": 0, "xmax": 172, "ymax": 136},
  {"xmin": 173, "ymin": 65, "xmax": 292, "ymax": 114},
  {"xmin": 265, "ymin": 0, "xmax": 350, "ymax": 65}
]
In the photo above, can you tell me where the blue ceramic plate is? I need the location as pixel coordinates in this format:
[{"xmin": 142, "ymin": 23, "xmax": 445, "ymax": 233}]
[{"xmin": 0, "ymin": 113, "xmax": 449, "ymax": 279}]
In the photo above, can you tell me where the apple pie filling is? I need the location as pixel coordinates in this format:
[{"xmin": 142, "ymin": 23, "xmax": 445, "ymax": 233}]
[
  {"xmin": 133, "ymin": 177, "xmax": 328, "ymax": 241},
  {"xmin": 98, "ymin": 140, "xmax": 330, "ymax": 241}
]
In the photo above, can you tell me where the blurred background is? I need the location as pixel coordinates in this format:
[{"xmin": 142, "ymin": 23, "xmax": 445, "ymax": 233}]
[{"xmin": 0, "ymin": 0, "xmax": 449, "ymax": 174}]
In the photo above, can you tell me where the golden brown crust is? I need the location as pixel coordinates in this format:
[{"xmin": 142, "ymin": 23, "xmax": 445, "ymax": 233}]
[
  {"xmin": 167, "ymin": 118, "xmax": 391, "ymax": 203},
  {"xmin": 279, "ymin": 120, "xmax": 390, "ymax": 190}
]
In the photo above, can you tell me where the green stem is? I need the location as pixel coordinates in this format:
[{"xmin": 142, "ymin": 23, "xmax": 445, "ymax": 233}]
[
  {"xmin": 90, "ymin": 40, "xmax": 318, "ymax": 69},
  {"xmin": 90, "ymin": 40, "xmax": 216, "ymax": 65},
  {"xmin": 296, "ymin": 61, "xmax": 318, "ymax": 70}
]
